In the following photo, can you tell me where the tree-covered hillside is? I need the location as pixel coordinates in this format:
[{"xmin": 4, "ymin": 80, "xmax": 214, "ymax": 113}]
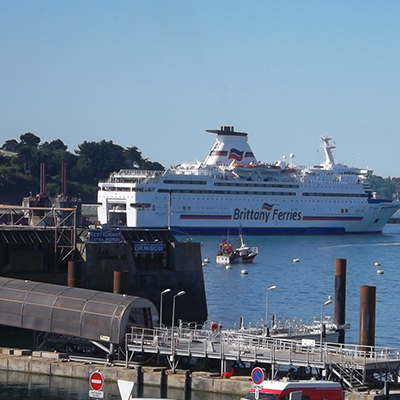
[
  {"xmin": 1, "ymin": 132, "xmax": 399, "ymax": 205},
  {"xmin": 0, "ymin": 132, "xmax": 164, "ymax": 204}
]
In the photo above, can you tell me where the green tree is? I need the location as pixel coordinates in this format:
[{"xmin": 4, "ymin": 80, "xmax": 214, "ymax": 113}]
[
  {"xmin": 20, "ymin": 132, "xmax": 40, "ymax": 147},
  {"xmin": 1, "ymin": 139, "xmax": 19, "ymax": 152},
  {"xmin": 17, "ymin": 145, "xmax": 38, "ymax": 176},
  {"xmin": 40, "ymin": 139, "xmax": 68, "ymax": 152},
  {"xmin": 124, "ymin": 146, "xmax": 143, "ymax": 169},
  {"xmin": 75, "ymin": 140, "xmax": 125, "ymax": 182}
]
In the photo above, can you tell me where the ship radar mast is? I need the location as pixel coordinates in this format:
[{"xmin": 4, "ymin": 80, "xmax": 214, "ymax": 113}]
[{"xmin": 320, "ymin": 136, "xmax": 336, "ymax": 167}]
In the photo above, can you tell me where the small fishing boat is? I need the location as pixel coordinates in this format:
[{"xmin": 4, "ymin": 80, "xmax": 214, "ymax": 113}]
[
  {"xmin": 216, "ymin": 234, "xmax": 258, "ymax": 264},
  {"xmin": 234, "ymin": 234, "xmax": 259, "ymax": 263}
]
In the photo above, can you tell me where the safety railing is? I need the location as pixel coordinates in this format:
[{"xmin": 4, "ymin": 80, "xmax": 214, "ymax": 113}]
[{"xmin": 125, "ymin": 326, "xmax": 400, "ymax": 369}]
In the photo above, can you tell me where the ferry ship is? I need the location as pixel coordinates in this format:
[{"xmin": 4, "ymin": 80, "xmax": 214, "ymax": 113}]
[{"xmin": 97, "ymin": 126, "xmax": 400, "ymax": 235}]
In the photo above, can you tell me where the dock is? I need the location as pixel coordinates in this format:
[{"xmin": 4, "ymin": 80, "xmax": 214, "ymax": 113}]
[{"xmin": 125, "ymin": 325, "xmax": 400, "ymax": 392}]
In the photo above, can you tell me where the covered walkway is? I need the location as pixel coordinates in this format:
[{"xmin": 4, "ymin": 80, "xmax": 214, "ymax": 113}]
[{"xmin": 0, "ymin": 277, "xmax": 158, "ymax": 356}]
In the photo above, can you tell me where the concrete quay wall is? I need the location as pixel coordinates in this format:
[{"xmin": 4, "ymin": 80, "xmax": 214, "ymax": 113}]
[{"xmin": 0, "ymin": 348, "xmax": 395, "ymax": 400}]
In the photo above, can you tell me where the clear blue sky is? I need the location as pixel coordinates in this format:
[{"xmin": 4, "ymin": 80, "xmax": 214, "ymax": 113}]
[{"xmin": 1, "ymin": 1, "xmax": 400, "ymax": 177}]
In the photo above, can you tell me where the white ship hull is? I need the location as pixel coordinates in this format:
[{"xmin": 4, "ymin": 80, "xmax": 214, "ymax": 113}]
[{"xmin": 97, "ymin": 126, "xmax": 400, "ymax": 235}]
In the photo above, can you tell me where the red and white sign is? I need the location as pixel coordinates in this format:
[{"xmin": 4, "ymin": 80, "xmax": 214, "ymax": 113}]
[{"xmin": 89, "ymin": 371, "xmax": 104, "ymax": 391}]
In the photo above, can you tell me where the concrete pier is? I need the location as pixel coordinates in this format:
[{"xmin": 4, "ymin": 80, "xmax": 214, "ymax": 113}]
[{"xmin": 0, "ymin": 347, "xmax": 396, "ymax": 400}]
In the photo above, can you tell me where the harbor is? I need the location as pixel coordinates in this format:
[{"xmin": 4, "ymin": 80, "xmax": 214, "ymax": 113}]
[{"xmin": 1, "ymin": 204, "xmax": 400, "ymax": 398}]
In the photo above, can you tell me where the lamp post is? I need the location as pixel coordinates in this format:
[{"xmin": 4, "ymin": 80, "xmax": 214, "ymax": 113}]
[
  {"xmin": 266, "ymin": 285, "xmax": 277, "ymax": 329},
  {"xmin": 320, "ymin": 295, "xmax": 332, "ymax": 361},
  {"xmin": 171, "ymin": 290, "xmax": 186, "ymax": 372},
  {"xmin": 159, "ymin": 288, "xmax": 171, "ymax": 328}
]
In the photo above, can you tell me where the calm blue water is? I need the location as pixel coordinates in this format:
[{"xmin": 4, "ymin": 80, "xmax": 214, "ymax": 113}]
[{"xmin": 199, "ymin": 224, "xmax": 400, "ymax": 348}]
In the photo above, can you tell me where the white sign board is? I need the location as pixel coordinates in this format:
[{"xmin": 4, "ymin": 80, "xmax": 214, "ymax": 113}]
[
  {"xmin": 89, "ymin": 390, "xmax": 104, "ymax": 398},
  {"xmin": 301, "ymin": 338, "xmax": 316, "ymax": 347}
]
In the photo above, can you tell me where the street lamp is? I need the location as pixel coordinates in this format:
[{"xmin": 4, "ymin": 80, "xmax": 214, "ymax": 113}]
[
  {"xmin": 170, "ymin": 290, "xmax": 186, "ymax": 372},
  {"xmin": 266, "ymin": 285, "xmax": 277, "ymax": 329},
  {"xmin": 320, "ymin": 295, "xmax": 332, "ymax": 360},
  {"xmin": 171, "ymin": 291, "xmax": 186, "ymax": 334},
  {"xmin": 159, "ymin": 288, "xmax": 171, "ymax": 328}
]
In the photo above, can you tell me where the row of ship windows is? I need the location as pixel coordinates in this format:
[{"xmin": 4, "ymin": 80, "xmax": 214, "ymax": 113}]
[
  {"xmin": 128, "ymin": 201, "xmax": 360, "ymax": 211},
  {"xmin": 157, "ymin": 189, "xmax": 368, "ymax": 198},
  {"xmin": 101, "ymin": 187, "xmax": 153, "ymax": 192},
  {"xmin": 101, "ymin": 181, "xmax": 301, "ymax": 190},
  {"xmin": 172, "ymin": 199, "xmax": 360, "ymax": 204},
  {"xmin": 159, "ymin": 189, "xmax": 296, "ymax": 196},
  {"xmin": 163, "ymin": 179, "xmax": 301, "ymax": 189}
]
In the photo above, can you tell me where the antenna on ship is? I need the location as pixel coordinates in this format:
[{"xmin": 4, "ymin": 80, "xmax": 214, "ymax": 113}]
[{"xmin": 289, "ymin": 153, "xmax": 295, "ymax": 167}]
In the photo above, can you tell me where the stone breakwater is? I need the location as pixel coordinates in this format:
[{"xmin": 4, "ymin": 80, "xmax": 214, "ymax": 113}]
[{"xmin": 0, "ymin": 347, "xmax": 394, "ymax": 400}]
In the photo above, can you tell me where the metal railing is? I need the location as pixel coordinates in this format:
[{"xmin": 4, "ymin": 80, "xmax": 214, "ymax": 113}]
[{"xmin": 125, "ymin": 326, "xmax": 400, "ymax": 370}]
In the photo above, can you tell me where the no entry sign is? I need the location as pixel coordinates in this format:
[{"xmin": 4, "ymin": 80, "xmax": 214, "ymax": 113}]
[{"xmin": 89, "ymin": 371, "xmax": 104, "ymax": 391}]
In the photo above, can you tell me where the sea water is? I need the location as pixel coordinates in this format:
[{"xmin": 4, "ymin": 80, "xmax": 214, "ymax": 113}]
[
  {"xmin": 0, "ymin": 372, "xmax": 238, "ymax": 400},
  {"xmin": 199, "ymin": 224, "xmax": 400, "ymax": 348}
]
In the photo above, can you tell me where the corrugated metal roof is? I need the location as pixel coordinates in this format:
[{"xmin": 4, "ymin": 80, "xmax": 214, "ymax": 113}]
[
  {"xmin": 121, "ymin": 229, "xmax": 176, "ymax": 243},
  {"xmin": 0, "ymin": 277, "xmax": 157, "ymax": 344},
  {"xmin": 0, "ymin": 229, "xmax": 68, "ymax": 245}
]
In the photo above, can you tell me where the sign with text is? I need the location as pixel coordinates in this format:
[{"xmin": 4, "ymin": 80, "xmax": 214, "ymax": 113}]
[
  {"xmin": 89, "ymin": 230, "xmax": 122, "ymax": 243},
  {"xmin": 133, "ymin": 242, "xmax": 164, "ymax": 253}
]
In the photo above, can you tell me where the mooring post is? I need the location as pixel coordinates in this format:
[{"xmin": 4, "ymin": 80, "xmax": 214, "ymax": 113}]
[
  {"xmin": 113, "ymin": 270, "xmax": 129, "ymax": 294},
  {"xmin": 184, "ymin": 370, "xmax": 192, "ymax": 400},
  {"xmin": 359, "ymin": 285, "xmax": 376, "ymax": 352},
  {"xmin": 67, "ymin": 260, "xmax": 82, "ymax": 287},
  {"xmin": 160, "ymin": 368, "xmax": 168, "ymax": 398},
  {"xmin": 136, "ymin": 365, "xmax": 144, "ymax": 397},
  {"xmin": 334, "ymin": 258, "xmax": 347, "ymax": 343}
]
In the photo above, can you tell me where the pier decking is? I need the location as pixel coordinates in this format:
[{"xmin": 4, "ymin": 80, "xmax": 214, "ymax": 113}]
[{"xmin": 125, "ymin": 326, "xmax": 400, "ymax": 391}]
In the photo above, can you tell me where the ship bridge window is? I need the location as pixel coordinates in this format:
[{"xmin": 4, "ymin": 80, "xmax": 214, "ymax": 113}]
[{"xmin": 341, "ymin": 209, "xmax": 349, "ymax": 213}]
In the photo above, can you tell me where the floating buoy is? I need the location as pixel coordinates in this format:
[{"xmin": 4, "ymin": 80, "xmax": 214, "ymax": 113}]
[
  {"xmin": 374, "ymin": 261, "xmax": 381, "ymax": 267},
  {"xmin": 240, "ymin": 269, "xmax": 248, "ymax": 275},
  {"xmin": 376, "ymin": 269, "xmax": 384, "ymax": 275},
  {"xmin": 292, "ymin": 258, "xmax": 300, "ymax": 263}
]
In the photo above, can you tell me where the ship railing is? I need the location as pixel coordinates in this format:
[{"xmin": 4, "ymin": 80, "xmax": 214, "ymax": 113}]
[{"xmin": 106, "ymin": 169, "xmax": 163, "ymax": 183}]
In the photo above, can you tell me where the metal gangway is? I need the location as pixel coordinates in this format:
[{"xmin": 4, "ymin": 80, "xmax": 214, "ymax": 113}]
[{"xmin": 125, "ymin": 325, "xmax": 400, "ymax": 391}]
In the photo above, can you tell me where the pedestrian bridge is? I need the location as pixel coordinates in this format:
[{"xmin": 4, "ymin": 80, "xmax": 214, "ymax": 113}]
[{"xmin": 125, "ymin": 325, "xmax": 400, "ymax": 391}]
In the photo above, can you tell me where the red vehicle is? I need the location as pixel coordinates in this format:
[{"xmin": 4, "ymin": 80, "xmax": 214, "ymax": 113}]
[{"xmin": 243, "ymin": 379, "xmax": 343, "ymax": 400}]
